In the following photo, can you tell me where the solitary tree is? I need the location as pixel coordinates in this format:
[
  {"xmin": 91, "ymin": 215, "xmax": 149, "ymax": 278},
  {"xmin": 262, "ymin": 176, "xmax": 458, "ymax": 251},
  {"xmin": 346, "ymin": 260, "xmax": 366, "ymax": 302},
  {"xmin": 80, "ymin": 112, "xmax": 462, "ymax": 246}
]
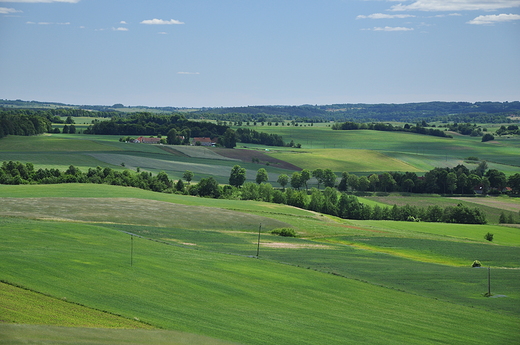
[
  {"xmin": 183, "ymin": 170, "xmax": 194, "ymax": 185},
  {"xmin": 312, "ymin": 169, "xmax": 324, "ymax": 189},
  {"xmin": 229, "ymin": 165, "xmax": 246, "ymax": 187},
  {"xmin": 290, "ymin": 171, "xmax": 303, "ymax": 190},
  {"xmin": 300, "ymin": 169, "xmax": 311, "ymax": 190},
  {"xmin": 277, "ymin": 174, "xmax": 289, "ymax": 190},
  {"xmin": 255, "ymin": 168, "xmax": 268, "ymax": 184}
]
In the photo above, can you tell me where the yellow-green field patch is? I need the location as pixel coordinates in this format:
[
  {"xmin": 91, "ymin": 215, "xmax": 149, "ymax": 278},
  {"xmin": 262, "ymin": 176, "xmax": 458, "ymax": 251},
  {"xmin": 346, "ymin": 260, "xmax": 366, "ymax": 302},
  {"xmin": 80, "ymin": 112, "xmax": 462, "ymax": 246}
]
[
  {"xmin": 0, "ymin": 282, "xmax": 152, "ymax": 328},
  {"xmin": 0, "ymin": 135, "xmax": 121, "ymax": 153},
  {"xmin": 267, "ymin": 149, "xmax": 421, "ymax": 172}
]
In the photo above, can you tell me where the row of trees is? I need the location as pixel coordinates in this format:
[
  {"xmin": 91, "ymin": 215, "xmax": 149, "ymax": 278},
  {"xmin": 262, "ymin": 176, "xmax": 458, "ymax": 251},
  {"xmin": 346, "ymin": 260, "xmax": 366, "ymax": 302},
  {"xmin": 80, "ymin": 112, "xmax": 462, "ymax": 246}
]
[
  {"xmin": 0, "ymin": 161, "xmax": 490, "ymax": 225},
  {"xmin": 332, "ymin": 121, "xmax": 451, "ymax": 138},
  {"xmin": 0, "ymin": 161, "xmax": 174, "ymax": 193},
  {"xmin": 0, "ymin": 110, "xmax": 52, "ymax": 138},
  {"xmin": 189, "ymin": 171, "xmax": 488, "ymax": 224}
]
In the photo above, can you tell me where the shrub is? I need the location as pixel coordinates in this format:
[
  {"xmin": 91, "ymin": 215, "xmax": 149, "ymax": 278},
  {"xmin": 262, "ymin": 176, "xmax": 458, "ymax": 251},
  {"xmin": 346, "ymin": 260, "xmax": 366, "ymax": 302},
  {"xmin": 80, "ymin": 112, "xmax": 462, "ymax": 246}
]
[
  {"xmin": 472, "ymin": 260, "xmax": 481, "ymax": 267},
  {"xmin": 270, "ymin": 228, "xmax": 297, "ymax": 237},
  {"xmin": 484, "ymin": 232, "xmax": 494, "ymax": 242}
]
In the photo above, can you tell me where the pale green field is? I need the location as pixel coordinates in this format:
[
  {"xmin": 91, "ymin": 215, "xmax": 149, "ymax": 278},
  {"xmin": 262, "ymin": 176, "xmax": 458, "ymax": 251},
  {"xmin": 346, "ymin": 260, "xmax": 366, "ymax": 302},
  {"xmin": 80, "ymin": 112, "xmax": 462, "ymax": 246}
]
[
  {"xmin": 240, "ymin": 125, "xmax": 520, "ymax": 174},
  {"xmin": 268, "ymin": 148, "xmax": 422, "ymax": 173},
  {"xmin": 1, "ymin": 184, "xmax": 519, "ymax": 344}
]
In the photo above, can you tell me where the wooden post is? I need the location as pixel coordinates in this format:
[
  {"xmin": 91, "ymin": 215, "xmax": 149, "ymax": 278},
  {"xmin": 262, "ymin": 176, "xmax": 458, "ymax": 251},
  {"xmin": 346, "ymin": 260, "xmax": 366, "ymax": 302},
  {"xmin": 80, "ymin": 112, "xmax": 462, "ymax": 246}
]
[
  {"xmin": 256, "ymin": 223, "xmax": 262, "ymax": 258},
  {"xmin": 131, "ymin": 235, "xmax": 134, "ymax": 267},
  {"xmin": 488, "ymin": 266, "xmax": 491, "ymax": 296}
]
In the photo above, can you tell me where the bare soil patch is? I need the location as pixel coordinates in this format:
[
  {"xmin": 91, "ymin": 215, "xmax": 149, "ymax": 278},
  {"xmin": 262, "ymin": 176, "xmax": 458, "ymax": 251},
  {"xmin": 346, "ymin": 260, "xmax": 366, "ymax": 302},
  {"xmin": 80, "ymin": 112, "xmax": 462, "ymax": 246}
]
[
  {"xmin": 452, "ymin": 197, "xmax": 520, "ymax": 213},
  {"xmin": 210, "ymin": 148, "xmax": 301, "ymax": 170}
]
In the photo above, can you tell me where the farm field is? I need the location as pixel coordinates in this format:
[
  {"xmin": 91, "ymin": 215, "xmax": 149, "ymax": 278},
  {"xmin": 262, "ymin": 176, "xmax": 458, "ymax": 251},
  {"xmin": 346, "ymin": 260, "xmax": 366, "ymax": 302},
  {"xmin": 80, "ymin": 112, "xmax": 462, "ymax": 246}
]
[
  {"xmin": 364, "ymin": 194, "xmax": 520, "ymax": 224},
  {"xmin": 1, "ymin": 184, "xmax": 519, "ymax": 344},
  {"xmin": 240, "ymin": 125, "xmax": 520, "ymax": 174}
]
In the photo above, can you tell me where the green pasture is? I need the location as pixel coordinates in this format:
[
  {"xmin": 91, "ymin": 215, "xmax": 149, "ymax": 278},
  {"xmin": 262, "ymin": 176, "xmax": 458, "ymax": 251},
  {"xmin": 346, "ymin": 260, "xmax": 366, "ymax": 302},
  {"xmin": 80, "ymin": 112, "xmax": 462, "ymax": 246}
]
[
  {"xmin": 0, "ymin": 281, "xmax": 152, "ymax": 329},
  {"xmin": 0, "ymin": 134, "xmax": 296, "ymax": 184},
  {"xmin": 0, "ymin": 324, "xmax": 235, "ymax": 345},
  {"xmin": 268, "ymin": 148, "xmax": 421, "ymax": 173},
  {"xmin": 364, "ymin": 195, "xmax": 520, "ymax": 224},
  {"xmin": 1, "ymin": 216, "xmax": 519, "ymax": 344},
  {"xmin": 241, "ymin": 125, "xmax": 520, "ymax": 174}
]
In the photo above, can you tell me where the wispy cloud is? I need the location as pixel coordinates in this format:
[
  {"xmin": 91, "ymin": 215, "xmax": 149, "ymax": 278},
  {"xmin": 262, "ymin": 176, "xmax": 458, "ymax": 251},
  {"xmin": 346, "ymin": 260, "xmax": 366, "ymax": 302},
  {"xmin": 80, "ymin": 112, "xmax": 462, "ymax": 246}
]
[
  {"xmin": 27, "ymin": 21, "xmax": 70, "ymax": 25},
  {"xmin": 432, "ymin": 13, "xmax": 462, "ymax": 17},
  {"xmin": 372, "ymin": 26, "xmax": 414, "ymax": 31},
  {"xmin": 113, "ymin": 27, "xmax": 128, "ymax": 31},
  {"xmin": 0, "ymin": 7, "xmax": 22, "ymax": 14},
  {"xmin": 0, "ymin": 0, "xmax": 80, "ymax": 3},
  {"xmin": 120, "ymin": 21, "xmax": 127, "ymax": 24},
  {"xmin": 390, "ymin": 0, "xmax": 520, "ymax": 12},
  {"xmin": 178, "ymin": 72, "xmax": 200, "ymax": 75},
  {"xmin": 468, "ymin": 13, "xmax": 520, "ymax": 24},
  {"xmin": 140, "ymin": 18, "xmax": 184, "ymax": 25},
  {"xmin": 357, "ymin": 13, "xmax": 416, "ymax": 19}
]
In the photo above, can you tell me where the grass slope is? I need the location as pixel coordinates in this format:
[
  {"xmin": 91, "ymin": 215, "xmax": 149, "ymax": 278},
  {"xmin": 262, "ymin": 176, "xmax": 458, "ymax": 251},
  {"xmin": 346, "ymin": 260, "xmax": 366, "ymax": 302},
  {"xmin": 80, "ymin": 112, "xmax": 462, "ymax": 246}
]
[
  {"xmin": 0, "ymin": 282, "xmax": 152, "ymax": 329},
  {"xmin": 1, "ymin": 217, "xmax": 518, "ymax": 345}
]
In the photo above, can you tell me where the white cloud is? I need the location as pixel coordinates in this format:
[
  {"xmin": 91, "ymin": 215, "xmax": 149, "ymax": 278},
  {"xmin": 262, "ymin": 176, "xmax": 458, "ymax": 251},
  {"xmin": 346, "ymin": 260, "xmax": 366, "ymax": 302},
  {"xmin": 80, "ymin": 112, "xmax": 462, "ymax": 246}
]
[
  {"xmin": 120, "ymin": 21, "xmax": 127, "ymax": 24},
  {"xmin": 27, "ymin": 21, "xmax": 70, "ymax": 24},
  {"xmin": 178, "ymin": 72, "xmax": 200, "ymax": 75},
  {"xmin": 468, "ymin": 13, "xmax": 520, "ymax": 24},
  {"xmin": 357, "ymin": 13, "xmax": 416, "ymax": 19},
  {"xmin": 0, "ymin": 7, "xmax": 21, "ymax": 13},
  {"xmin": 0, "ymin": 0, "xmax": 80, "ymax": 3},
  {"xmin": 113, "ymin": 27, "xmax": 128, "ymax": 31},
  {"xmin": 158, "ymin": 32, "xmax": 167, "ymax": 35},
  {"xmin": 433, "ymin": 13, "xmax": 462, "ymax": 17},
  {"xmin": 373, "ymin": 26, "xmax": 415, "ymax": 31},
  {"xmin": 140, "ymin": 18, "xmax": 184, "ymax": 25},
  {"xmin": 391, "ymin": 0, "xmax": 520, "ymax": 12}
]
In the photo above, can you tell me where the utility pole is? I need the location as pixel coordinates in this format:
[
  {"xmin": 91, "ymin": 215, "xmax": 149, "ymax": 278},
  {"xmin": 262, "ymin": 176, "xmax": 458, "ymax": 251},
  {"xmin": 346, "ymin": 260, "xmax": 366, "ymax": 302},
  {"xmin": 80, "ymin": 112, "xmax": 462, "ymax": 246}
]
[
  {"xmin": 487, "ymin": 266, "xmax": 491, "ymax": 296},
  {"xmin": 130, "ymin": 235, "xmax": 134, "ymax": 267},
  {"xmin": 256, "ymin": 223, "xmax": 262, "ymax": 258}
]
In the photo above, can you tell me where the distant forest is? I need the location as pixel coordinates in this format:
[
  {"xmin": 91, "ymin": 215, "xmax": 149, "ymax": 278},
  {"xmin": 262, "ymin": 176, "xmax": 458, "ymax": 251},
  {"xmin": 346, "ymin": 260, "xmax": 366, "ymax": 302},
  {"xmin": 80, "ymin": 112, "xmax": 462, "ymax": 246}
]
[{"xmin": 2, "ymin": 99, "xmax": 519, "ymax": 123}]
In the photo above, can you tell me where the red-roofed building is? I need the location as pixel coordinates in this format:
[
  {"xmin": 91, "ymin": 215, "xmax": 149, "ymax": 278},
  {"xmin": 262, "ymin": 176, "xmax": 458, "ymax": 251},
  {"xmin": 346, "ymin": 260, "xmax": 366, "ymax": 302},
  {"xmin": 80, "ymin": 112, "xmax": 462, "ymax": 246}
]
[
  {"xmin": 135, "ymin": 136, "xmax": 161, "ymax": 144},
  {"xmin": 192, "ymin": 137, "xmax": 216, "ymax": 146}
]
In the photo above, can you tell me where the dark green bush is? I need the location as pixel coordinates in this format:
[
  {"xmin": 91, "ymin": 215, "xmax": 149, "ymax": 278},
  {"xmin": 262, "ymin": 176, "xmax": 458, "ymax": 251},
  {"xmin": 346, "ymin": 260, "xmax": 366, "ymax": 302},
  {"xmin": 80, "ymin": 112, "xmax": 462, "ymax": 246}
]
[{"xmin": 270, "ymin": 228, "xmax": 297, "ymax": 237}]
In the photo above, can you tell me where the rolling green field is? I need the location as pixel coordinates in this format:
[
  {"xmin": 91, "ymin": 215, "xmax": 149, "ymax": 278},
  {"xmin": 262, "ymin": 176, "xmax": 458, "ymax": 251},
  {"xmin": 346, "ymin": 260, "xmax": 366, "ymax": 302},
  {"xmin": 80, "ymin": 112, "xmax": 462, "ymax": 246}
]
[
  {"xmin": 1, "ymin": 184, "xmax": 519, "ymax": 344},
  {"xmin": 1, "ymin": 127, "xmax": 519, "ymax": 344},
  {"xmin": 241, "ymin": 125, "xmax": 520, "ymax": 174}
]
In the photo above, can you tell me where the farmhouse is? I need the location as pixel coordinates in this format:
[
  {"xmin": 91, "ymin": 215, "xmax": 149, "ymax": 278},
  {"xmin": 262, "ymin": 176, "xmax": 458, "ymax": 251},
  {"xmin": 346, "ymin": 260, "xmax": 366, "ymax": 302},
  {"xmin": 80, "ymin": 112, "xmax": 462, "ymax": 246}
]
[
  {"xmin": 135, "ymin": 136, "xmax": 161, "ymax": 144},
  {"xmin": 192, "ymin": 137, "xmax": 216, "ymax": 146}
]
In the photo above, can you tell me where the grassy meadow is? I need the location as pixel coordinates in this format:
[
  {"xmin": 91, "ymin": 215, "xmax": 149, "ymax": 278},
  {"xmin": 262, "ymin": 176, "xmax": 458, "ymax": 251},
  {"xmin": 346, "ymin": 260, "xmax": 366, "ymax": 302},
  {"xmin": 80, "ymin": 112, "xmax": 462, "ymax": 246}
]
[
  {"xmin": 1, "ymin": 184, "xmax": 520, "ymax": 344},
  {"xmin": 1, "ymin": 126, "xmax": 520, "ymax": 344},
  {"xmin": 239, "ymin": 125, "xmax": 520, "ymax": 174}
]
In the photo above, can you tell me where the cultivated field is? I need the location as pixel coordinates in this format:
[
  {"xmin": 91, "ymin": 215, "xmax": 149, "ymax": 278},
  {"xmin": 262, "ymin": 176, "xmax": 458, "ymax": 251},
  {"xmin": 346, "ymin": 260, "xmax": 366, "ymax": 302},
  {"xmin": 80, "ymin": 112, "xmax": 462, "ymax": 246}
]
[
  {"xmin": 1, "ymin": 125, "xmax": 519, "ymax": 344},
  {"xmin": 1, "ymin": 184, "xmax": 519, "ymax": 344}
]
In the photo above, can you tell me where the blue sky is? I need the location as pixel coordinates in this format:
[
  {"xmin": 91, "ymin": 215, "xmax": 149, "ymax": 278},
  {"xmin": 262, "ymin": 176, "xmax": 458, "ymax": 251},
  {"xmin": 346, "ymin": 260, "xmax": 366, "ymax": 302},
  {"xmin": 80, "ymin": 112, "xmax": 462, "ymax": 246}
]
[{"xmin": 1, "ymin": 0, "xmax": 519, "ymax": 107}]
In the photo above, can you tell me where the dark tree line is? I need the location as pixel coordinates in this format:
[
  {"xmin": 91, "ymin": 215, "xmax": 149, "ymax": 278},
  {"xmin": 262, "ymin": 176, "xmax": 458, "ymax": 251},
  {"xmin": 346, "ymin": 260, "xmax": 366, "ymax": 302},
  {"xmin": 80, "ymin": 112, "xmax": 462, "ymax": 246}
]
[
  {"xmin": 0, "ymin": 110, "xmax": 52, "ymax": 138},
  {"xmin": 332, "ymin": 121, "xmax": 451, "ymax": 138},
  {"xmin": 235, "ymin": 128, "xmax": 285, "ymax": 146},
  {"xmin": 0, "ymin": 161, "xmax": 173, "ymax": 192},
  {"xmin": 0, "ymin": 160, "xmax": 499, "ymax": 225},
  {"xmin": 84, "ymin": 112, "xmax": 230, "ymax": 139}
]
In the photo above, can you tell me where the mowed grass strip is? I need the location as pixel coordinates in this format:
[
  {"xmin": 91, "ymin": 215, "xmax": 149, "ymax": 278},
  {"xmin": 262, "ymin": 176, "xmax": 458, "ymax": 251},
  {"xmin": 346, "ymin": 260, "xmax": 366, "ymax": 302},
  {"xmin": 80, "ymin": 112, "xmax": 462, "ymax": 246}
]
[
  {"xmin": 0, "ymin": 184, "xmax": 316, "ymax": 218},
  {"xmin": 0, "ymin": 324, "xmax": 237, "ymax": 345},
  {"xmin": 0, "ymin": 282, "xmax": 153, "ymax": 329},
  {"xmin": 0, "ymin": 135, "xmax": 120, "ymax": 153},
  {"xmin": 348, "ymin": 219, "xmax": 520, "ymax": 247},
  {"xmin": 0, "ymin": 197, "xmax": 290, "ymax": 232},
  {"xmin": 1, "ymin": 219, "xmax": 519, "ymax": 345},
  {"xmin": 267, "ymin": 149, "xmax": 421, "ymax": 172}
]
